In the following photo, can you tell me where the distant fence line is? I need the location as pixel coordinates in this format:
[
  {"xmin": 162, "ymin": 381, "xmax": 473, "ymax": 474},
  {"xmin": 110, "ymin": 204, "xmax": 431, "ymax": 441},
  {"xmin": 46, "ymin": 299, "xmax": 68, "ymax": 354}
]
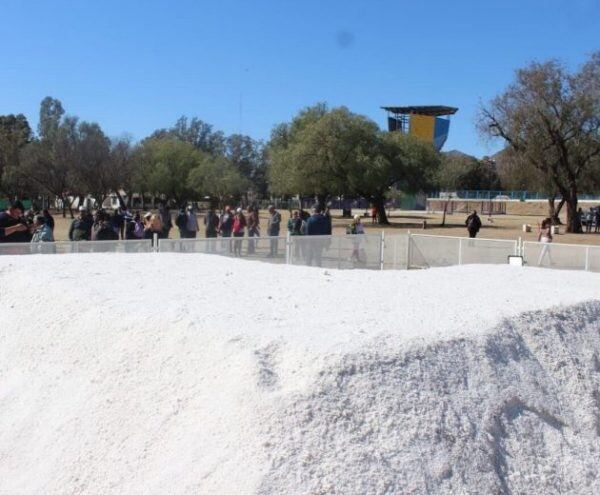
[
  {"xmin": 428, "ymin": 190, "xmax": 600, "ymax": 201},
  {"xmin": 1, "ymin": 233, "xmax": 599, "ymax": 273}
]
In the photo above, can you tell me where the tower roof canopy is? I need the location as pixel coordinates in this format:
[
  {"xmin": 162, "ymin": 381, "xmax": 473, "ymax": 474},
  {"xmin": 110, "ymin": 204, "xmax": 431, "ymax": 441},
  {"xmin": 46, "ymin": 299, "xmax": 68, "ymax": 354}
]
[{"xmin": 382, "ymin": 105, "xmax": 458, "ymax": 117}]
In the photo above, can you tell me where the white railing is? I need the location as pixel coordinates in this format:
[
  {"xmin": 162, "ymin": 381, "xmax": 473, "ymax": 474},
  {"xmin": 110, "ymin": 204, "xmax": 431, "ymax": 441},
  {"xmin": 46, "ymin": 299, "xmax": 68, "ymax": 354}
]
[
  {"xmin": 158, "ymin": 236, "xmax": 288, "ymax": 264},
  {"xmin": 522, "ymin": 241, "xmax": 600, "ymax": 272},
  {"xmin": 1, "ymin": 234, "xmax": 599, "ymax": 273},
  {"xmin": 404, "ymin": 234, "xmax": 519, "ymax": 269},
  {"xmin": 0, "ymin": 239, "xmax": 153, "ymax": 255}
]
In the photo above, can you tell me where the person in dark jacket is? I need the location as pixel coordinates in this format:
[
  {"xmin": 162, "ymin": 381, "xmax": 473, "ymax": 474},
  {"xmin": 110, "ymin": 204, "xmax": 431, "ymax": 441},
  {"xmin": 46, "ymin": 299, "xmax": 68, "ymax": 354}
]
[
  {"xmin": 0, "ymin": 200, "xmax": 31, "ymax": 243},
  {"xmin": 305, "ymin": 205, "xmax": 332, "ymax": 266},
  {"xmin": 465, "ymin": 210, "xmax": 482, "ymax": 238},
  {"xmin": 266, "ymin": 205, "xmax": 281, "ymax": 256},
  {"xmin": 175, "ymin": 207, "xmax": 188, "ymax": 238},
  {"xmin": 204, "ymin": 209, "xmax": 219, "ymax": 238},
  {"xmin": 158, "ymin": 203, "xmax": 172, "ymax": 238}
]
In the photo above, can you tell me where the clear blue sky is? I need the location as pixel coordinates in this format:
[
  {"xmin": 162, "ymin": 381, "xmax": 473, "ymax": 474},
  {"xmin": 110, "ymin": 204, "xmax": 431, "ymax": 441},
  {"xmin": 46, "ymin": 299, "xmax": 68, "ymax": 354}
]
[{"xmin": 1, "ymin": 0, "xmax": 598, "ymax": 156}]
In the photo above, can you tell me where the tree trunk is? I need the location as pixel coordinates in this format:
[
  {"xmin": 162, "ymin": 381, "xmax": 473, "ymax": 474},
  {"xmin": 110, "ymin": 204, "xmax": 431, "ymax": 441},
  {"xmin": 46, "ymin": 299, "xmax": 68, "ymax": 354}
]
[
  {"xmin": 547, "ymin": 196, "xmax": 565, "ymax": 225},
  {"xmin": 373, "ymin": 195, "xmax": 389, "ymax": 225},
  {"xmin": 441, "ymin": 200, "xmax": 449, "ymax": 227},
  {"xmin": 565, "ymin": 193, "xmax": 581, "ymax": 234}
]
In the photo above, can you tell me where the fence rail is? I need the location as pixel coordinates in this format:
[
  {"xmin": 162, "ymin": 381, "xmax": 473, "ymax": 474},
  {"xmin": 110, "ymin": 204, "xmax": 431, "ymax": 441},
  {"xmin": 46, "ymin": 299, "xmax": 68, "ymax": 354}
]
[{"xmin": 1, "ymin": 235, "xmax": 599, "ymax": 273}]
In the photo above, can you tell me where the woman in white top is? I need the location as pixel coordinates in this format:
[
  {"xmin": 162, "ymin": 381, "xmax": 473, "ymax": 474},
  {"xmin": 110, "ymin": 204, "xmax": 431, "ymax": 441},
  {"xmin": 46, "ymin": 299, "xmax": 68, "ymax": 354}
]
[{"xmin": 537, "ymin": 217, "xmax": 553, "ymax": 266}]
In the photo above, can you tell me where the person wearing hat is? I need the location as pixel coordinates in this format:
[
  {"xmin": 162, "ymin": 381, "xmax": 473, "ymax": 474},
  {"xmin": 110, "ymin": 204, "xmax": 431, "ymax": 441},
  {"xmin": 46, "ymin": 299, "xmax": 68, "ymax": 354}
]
[
  {"xmin": 69, "ymin": 206, "xmax": 93, "ymax": 241},
  {"xmin": 0, "ymin": 200, "xmax": 31, "ymax": 243}
]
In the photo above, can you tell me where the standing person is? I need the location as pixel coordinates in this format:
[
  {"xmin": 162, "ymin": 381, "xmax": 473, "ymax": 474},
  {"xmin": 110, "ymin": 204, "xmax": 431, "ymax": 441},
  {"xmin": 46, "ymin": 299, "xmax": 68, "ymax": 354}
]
[
  {"xmin": 465, "ymin": 210, "xmax": 482, "ymax": 238},
  {"xmin": 287, "ymin": 210, "xmax": 302, "ymax": 236},
  {"xmin": 42, "ymin": 209, "xmax": 55, "ymax": 232},
  {"xmin": 175, "ymin": 207, "xmax": 188, "ymax": 239},
  {"xmin": 96, "ymin": 212, "xmax": 120, "ymax": 241},
  {"xmin": 125, "ymin": 213, "xmax": 144, "ymax": 240},
  {"xmin": 31, "ymin": 215, "xmax": 54, "ymax": 243},
  {"xmin": 246, "ymin": 205, "xmax": 260, "ymax": 254},
  {"xmin": 266, "ymin": 205, "xmax": 281, "ymax": 257},
  {"xmin": 219, "ymin": 206, "xmax": 233, "ymax": 238},
  {"xmin": 537, "ymin": 217, "xmax": 554, "ymax": 266},
  {"xmin": 287, "ymin": 210, "xmax": 303, "ymax": 260},
  {"xmin": 347, "ymin": 214, "xmax": 366, "ymax": 264},
  {"xmin": 143, "ymin": 214, "xmax": 165, "ymax": 242},
  {"xmin": 185, "ymin": 205, "xmax": 199, "ymax": 239},
  {"xmin": 158, "ymin": 203, "xmax": 172, "ymax": 239},
  {"xmin": 371, "ymin": 205, "xmax": 378, "ymax": 224},
  {"xmin": 0, "ymin": 200, "xmax": 31, "ymax": 243},
  {"xmin": 305, "ymin": 205, "xmax": 332, "ymax": 267},
  {"xmin": 110, "ymin": 207, "xmax": 125, "ymax": 239},
  {"xmin": 69, "ymin": 206, "xmax": 93, "ymax": 241},
  {"xmin": 204, "ymin": 208, "xmax": 219, "ymax": 238},
  {"xmin": 232, "ymin": 208, "xmax": 247, "ymax": 256},
  {"xmin": 595, "ymin": 208, "xmax": 600, "ymax": 234}
]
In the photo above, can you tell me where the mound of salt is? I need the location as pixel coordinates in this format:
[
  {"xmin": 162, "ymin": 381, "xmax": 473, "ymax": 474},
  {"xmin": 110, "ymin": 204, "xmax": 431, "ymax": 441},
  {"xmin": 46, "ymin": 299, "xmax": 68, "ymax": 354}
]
[{"xmin": 0, "ymin": 254, "xmax": 599, "ymax": 494}]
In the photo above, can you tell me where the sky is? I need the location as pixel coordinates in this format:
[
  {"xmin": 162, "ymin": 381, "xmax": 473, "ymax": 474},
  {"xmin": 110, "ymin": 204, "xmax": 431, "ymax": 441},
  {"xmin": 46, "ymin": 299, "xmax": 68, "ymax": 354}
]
[{"xmin": 1, "ymin": 0, "xmax": 598, "ymax": 157}]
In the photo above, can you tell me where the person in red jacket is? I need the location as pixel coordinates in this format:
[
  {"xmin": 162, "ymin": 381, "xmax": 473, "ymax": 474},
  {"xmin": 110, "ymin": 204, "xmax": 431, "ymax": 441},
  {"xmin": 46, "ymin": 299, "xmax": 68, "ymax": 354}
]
[{"xmin": 232, "ymin": 208, "xmax": 247, "ymax": 257}]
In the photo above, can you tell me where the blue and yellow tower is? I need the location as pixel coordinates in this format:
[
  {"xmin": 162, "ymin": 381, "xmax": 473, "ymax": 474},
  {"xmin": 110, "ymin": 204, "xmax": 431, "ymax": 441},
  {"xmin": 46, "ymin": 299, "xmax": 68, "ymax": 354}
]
[{"xmin": 382, "ymin": 105, "xmax": 458, "ymax": 151}]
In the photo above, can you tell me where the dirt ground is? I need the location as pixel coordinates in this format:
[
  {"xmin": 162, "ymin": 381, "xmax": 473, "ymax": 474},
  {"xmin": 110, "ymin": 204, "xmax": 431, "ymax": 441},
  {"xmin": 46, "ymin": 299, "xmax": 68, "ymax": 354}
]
[{"xmin": 48, "ymin": 208, "xmax": 600, "ymax": 246}]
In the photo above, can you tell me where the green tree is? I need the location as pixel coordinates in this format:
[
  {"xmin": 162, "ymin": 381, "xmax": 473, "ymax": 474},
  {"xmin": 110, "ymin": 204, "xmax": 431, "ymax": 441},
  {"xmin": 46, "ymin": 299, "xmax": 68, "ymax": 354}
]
[
  {"xmin": 478, "ymin": 52, "xmax": 600, "ymax": 232},
  {"xmin": 134, "ymin": 138, "xmax": 202, "ymax": 205},
  {"xmin": 187, "ymin": 155, "xmax": 249, "ymax": 208},
  {"xmin": 0, "ymin": 114, "xmax": 33, "ymax": 196},
  {"xmin": 268, "ymin": 104, "xmax": 440, "ymax": 223}
]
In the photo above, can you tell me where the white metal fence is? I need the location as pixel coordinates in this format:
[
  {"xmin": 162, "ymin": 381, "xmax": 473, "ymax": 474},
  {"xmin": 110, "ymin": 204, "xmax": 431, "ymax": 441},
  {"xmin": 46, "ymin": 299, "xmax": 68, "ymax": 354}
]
[
  {"xmin": 1, "ymin": 234, "xmax": 599, "ymax": 273},
  {"xmin": 0, "ymin": 239, "xmax": 153, "ymax": 255}
]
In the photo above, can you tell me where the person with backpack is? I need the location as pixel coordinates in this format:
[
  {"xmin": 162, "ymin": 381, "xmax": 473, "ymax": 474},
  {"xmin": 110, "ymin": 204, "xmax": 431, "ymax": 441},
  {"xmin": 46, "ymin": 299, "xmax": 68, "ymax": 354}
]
[{"xmin": 465, "ymin": 210, "xmax": 482, "ymax": 238}]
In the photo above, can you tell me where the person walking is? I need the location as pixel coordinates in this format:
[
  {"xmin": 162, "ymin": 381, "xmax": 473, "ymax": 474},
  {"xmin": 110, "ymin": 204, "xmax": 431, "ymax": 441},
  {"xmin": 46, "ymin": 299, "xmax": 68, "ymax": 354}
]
[
  {"xmin": 537, "ymin": 217, "xmax": 554, "ymax": 266},
  {"xmin": 0, "ymin": 200, "xmax": 31, "ymax": 243},
  {"xmin": 232, "ymin": 208, "xmax": 247, "ymax": 256},
  {"xmin": 246, "ymin": 205, "xmax": 260, "ymax": 254},
  {"xmin": 266, "ymin": 205, "xmax": 281, "ymax": 256},
  {"xmin": 465, "ymin": 210, "xmax": 482, "ymax": 238}
]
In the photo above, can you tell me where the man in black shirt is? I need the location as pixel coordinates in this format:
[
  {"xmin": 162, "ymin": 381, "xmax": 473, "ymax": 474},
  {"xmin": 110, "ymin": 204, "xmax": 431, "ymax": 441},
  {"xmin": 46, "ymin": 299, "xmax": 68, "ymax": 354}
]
[{"xmin": 0, "ymin": 200, "xmax": 32, "ymax": 243}]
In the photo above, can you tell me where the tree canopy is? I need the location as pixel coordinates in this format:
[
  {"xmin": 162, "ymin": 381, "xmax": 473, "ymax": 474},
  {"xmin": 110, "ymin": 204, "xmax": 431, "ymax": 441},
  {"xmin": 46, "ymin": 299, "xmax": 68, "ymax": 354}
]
[{"xmin": 478, "ymin": 52, "xmax": 600, "ymax": 232}]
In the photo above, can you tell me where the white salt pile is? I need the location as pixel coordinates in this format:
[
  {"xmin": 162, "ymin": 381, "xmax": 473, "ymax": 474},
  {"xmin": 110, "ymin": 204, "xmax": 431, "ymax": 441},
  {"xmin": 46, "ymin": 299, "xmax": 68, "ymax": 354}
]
[{"xmin": 1, "ymin": 254, "xmax": 599, "ymax": 494}]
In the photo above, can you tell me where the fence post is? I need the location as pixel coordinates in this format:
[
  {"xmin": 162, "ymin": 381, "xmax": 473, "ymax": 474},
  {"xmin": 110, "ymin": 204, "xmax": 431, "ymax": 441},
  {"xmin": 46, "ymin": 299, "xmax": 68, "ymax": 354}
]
[
  {"xmin": 153, "ymin": 233, "xmax": 158, "ymax": 253},
  {"xmin": 585, "ymin": 246, "xmax": 590, "ymax": 271},
  {"xmin": 406, "ymin": 230, "xmax": 411, "ymax": 270},
  {"xmin": 393, "ymin": 234, "xmax": 398, "ymax": 269},
  {"xmin": 379, "ymin": 231, "xmax": 385, "ymax": 270},
  {"xmin": 338, "ymin": 236, "xmax": 342, "ymax": 270},
  {"xmin": 458, "ymin": 238, "xmax": 463, "ymax": 265},
  {"xmin": 286, "ymin": 232, "xmax": 291, "ymax": 265}
]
